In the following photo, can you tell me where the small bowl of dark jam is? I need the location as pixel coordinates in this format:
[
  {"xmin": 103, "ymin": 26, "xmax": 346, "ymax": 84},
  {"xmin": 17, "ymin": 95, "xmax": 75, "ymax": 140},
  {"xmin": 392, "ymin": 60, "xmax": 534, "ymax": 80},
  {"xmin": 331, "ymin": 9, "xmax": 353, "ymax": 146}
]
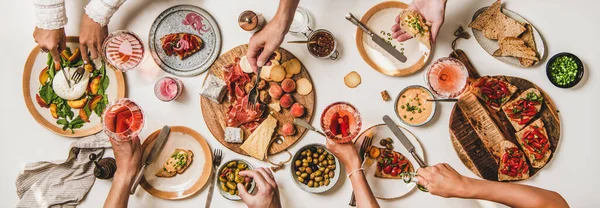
[{"xmin": 306, "ymin": 29, "xmax": 339, "ymax": 60}]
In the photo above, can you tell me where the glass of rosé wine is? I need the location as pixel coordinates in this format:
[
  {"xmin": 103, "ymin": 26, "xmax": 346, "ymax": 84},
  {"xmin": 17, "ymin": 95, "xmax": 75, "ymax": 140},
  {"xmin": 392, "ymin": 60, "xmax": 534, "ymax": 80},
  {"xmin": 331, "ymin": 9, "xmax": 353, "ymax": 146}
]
[{"xmin": 102, "ymin": 98, "xmax": 144, "ymax": 142}]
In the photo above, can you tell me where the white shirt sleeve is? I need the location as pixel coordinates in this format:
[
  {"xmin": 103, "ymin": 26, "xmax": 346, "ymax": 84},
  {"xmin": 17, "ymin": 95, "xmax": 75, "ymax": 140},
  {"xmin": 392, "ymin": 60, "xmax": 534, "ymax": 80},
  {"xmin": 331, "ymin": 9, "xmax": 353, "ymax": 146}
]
[
  {"xmin": 85, "ymin": 0, "xmax": 126, "ymax": 27},
  {"xmin": 33, "ymin": 0, "xmax": 68, "ymax": 30}
]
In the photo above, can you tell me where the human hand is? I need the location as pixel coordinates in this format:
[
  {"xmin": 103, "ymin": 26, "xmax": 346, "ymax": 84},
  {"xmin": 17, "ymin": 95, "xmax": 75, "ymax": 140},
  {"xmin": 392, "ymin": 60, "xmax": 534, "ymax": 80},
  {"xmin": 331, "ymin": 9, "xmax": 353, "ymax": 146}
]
[
  {"xmin": 325, "ymin": 138, "xmax": 361, "ymax": 172},
  {"xmin": 238, "ymin": 168, "xmax": 281, "ymax": 208},
  {"xmin": 33, "ymin": 27, "xmax": 67, "ymax": 64},
  {"xmin": 415, "ymin": 163, "xmax": 472, "ymax": 198},
  {"xmin": 391, "ymin": 0, "xmax": 447, "ymax": 44},
  {"xmin": 110, "ymin": 136, "xmax": 142, "ymax": 181},
  {"xmin": 247, "ymin": 19, "xmax": 288, "ymax": 73},
  {"xmin": 79, "ymin": 14, "xmax": 108, "ymax": 62}
]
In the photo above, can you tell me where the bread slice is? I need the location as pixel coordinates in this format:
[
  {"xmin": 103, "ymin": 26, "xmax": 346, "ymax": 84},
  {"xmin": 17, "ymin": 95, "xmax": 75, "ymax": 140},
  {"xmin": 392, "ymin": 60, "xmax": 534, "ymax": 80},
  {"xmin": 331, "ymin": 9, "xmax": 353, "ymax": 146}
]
[
  {"xmin": 399, "ymin": 10, "xmax": 431, "ymax": 48},
  {"xmin": 156, "ymin": 148, "xmax": 194, "ymax": 177},
  {"xmin": 470, "ymin": 76, "xmax": 518, "ymax": 111},
  {"xmin": 374, "ymin": 148, "xmax": 414, "ymax": 179},
  {"xmin": 517, "ymin": 24, "xmax": 538, "ymax": 67},
  {"xmin": 501, "ymin": 88, "xmax": 543, "ymax": 131},
  {"xmin": 497, "ymin": 140, "xmax": 530, "ymax": 181},
  {"xmin": 482, "ymin": 12, "xmax": 526, "ymax": 40},
  {"xmin": 469, "ymin": 0, "xmax": 502, "ymax": 30},
  {"xmin": 160, "ymin": 33, "xmax": 203, "ymax": 60},
  {"xmin": 493, "ymin": 37, "xmax": 539, "ymax": 61},
  {"xmin": 515, "ymin": 119, "xmax": 551, "ymax": 168}
]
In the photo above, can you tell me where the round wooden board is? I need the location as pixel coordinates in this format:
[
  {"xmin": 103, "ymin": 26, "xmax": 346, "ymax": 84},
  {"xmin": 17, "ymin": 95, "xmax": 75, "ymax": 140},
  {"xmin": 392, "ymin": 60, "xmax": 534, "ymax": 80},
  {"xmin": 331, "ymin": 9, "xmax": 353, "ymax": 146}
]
[
  {"xmin": 355, "ymin": 1, "xmax": 430, "ymax": 77},
  {"xmin": 22, "ymin": 36, "xmax": 126, "ymax": 138},
  {"xmin": 140, "ymin": 126, "xmax": 212, "ymax": 199},
  {"xmin": 200, "ymin": 44, "xmax": 315, "ymax": 156},
  {"xmin": 449, "ymin": 76, "xmax": 561, "ymax": 182}
]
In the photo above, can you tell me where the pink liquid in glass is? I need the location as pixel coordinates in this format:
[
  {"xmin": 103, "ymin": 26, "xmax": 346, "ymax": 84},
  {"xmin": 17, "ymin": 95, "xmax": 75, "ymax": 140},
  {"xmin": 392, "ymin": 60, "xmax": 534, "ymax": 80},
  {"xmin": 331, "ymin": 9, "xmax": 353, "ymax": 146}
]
[
  {"xmin": 103, "ymin": 98, "xmax": 144, "ymax": 142},
  {"xmin": 426, "ymin": 57, "xmax": 468, "ymax": 98},
  {"xmin": 102, "ymin": 30, "xmax": 145, "ymax": 72},
  {"xmin": 154, "ymin": 77, "xmax": 183, "ymax": 102}
]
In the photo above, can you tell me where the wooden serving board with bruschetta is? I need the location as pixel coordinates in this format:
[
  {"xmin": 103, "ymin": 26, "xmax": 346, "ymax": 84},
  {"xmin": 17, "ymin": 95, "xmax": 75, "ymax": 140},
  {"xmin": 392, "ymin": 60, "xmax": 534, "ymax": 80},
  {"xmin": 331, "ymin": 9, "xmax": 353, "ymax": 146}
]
[
  {"xmin": 200, "ymin": 44, "xmax": 316, "ymax": 157},
  {"xmin": 448, "ymin": 49, "xmax": 560, "ymax": 182}
]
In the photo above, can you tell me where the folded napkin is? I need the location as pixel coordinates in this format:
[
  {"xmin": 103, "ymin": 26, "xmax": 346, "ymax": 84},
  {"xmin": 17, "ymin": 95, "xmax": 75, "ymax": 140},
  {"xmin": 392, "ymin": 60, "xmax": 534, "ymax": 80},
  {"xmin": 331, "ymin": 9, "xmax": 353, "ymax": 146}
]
[{"xmin": 16, "ymin": 133, "xmax": 112, "ymax": 208}]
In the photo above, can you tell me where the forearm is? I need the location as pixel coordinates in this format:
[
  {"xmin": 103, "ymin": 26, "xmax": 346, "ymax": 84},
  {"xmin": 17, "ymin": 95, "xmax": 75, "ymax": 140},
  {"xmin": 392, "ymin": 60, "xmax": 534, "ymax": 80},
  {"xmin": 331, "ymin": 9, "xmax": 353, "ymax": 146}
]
[
  {"xmin": 104, "ymin": 172, "xmax": 135, "ymax": 208},
  {"xmin": 272, "ymin": 0, "xmax": 300, "ymax": 32},
  {"xmin": 348, "ymin": 171, "xmax": 380, "ymax": 208},
  {"xmin": 466, "ymin": 178, "xmax": 568, "ymax": 208}
]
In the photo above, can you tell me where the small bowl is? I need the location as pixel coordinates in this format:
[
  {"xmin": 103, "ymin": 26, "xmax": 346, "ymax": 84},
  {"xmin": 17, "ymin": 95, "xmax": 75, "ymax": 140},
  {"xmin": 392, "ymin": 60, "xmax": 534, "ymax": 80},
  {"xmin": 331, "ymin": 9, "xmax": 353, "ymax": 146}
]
[
  {"xmin": 216, "ymin": 159, "xmax": 256, "ymax": 201},
  {"xmin": 394, "ymin": 85, "xmax": 437, "ymax": 127},
  {"xmin": 546, "ymin": 52, "xmax": 584, "ymax": 88},
  {"xmin": 290, "ymin": 143, "xmax": 340, "ymax": 193},
  {"xmin": 320, "ymin": 102, "xmax": 362, "ymax": 143}
]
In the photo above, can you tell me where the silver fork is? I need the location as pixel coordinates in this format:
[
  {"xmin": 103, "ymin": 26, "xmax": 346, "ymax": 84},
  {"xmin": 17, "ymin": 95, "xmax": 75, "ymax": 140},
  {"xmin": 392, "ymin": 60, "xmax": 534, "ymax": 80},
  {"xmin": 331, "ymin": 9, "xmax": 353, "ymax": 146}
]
[
  {"xmin": 205, "ymin": 149, "xmax": 222, "ymax": 208},
  {"xmin": 71, "ymin": 65, "xmax": 86, "ymax": 84},
  {"xmin": 349, "ymin": 135, "xmax": 373, "ymax": 206},
  {"xmin": 247, "ymin": 66, "xmax": 262, "ymax": 110}
]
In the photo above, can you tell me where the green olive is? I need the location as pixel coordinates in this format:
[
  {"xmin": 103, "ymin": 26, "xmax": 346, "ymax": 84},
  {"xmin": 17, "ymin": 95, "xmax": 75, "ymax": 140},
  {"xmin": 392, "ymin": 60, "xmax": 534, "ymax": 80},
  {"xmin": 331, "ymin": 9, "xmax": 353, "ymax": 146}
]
[
  {"xmin": 295, "ymin": 160, "xmax": 301, "ymax": 166},
  {"xmin": 314, "ymin": 170, "xmax": 322, "ymax": 176},
  {"xmin": 237, "ymin": 163, "xmax": 248, "ymax": 169},
  {"xmin": 327, "ymin": 155, "xmax": 334, "ymax": 160},
  {"xmin": 218, "ymin": 176, "xmax": 227, "ymax": 182},
  {"xmin": 302, "ymin": 158, "xmax": 307, "ymax": 163},
  {"xmin": 310, "ymin": 173, "xmax": 316, "ymax": 179},
  {"xmin": 329, "ymin": 171, "xmax": 335, "ymax": 178},
  {"xmin": 226, "ymin": 172, "xmax": 235, "ymax": 181},
  {"xmin": 317, "ymin": 148, "xmax": 324, "ymax": 153},
  {"xmin": 297, "ymin": 176, "xmax": 305, "ymax": 183},
  {"xmin": 386, "ymin": 143, "xmax": 394, "ymax": 150},
  {"xmin": 324, "ymin": 174, "xmax": 330, "ymax": 179},
  {"xmin": 299, "ymin": 167, "xmax": 306, "ymax": 172},
  {"xmin": 307, "ymin": 157, "xmax": 312, "ymax": 162},
  {"xmin": 324, "ymin": 179, "xmax": 330, "ymax": 186},
  {"xmin": 328, "ymin": 165, "xmax": 336, "ymax": 170},
  {"xmin": 306, "ymin": 167, "xmax": 313, "ymax": 174},
  {"xmin": 328, "ymin": 160, "xmax": 334, "ymax": 165},
  {"xmin": 319, "ymin": 181, "xmax": 324, "ymax": 186},
  {"xmin": 380, "ymin": 139, "xmax": 388, "ymax": 146},
  {"xmin": 227, "ymin": 161, "xmax": 237, "ymax": 168},
  {"xmin": 296, "ymin": 171, "xmax": 301, "ymax": 176},
  {"xmin": 301, "ymin": 151, "xmax": 307, "ymax": 156},
  {"xmin": 319, "ymin": 167, "xmax": 325, "ymax": 172},
  {"xmin": 319, "ymin": 155, "xmax": 325, "ymax": 161},
  {"xmin": 226, "ymin": 181, "xmax": 237, "ymax": 190},
  {"xmin": 301, "ymin": 173, "xmax": 308, "ymax": 178},
  {"xmin": 307, "ymin": 180, "xmax": 314, "ymax": 187},
  {"xmin": 228, "ymin": 189, "xmax": 235, "ymax": 195},
  {"xmin": 234, "ymin": 175, "xmax": 244, "ymax": 183},
  {"xmin": 315, "ymin": 176, "xmax": 323, "ymax": 182},
  {"xmin": 385, "ymin": 137, "xmax": 394, "ymax": 144},
  {"xmin": 220, "ymin": 182, "xmax": 229, "ymax": 192},
  {"xmin": 306, "ymin": 150, "xmax": 312, "ymax": 155},
  {"xmin": 324, "ymin": 168, "xmax": 330, "ymax": 174},
  {"xmin": 312, "ymin": 153, "xmax": 319, "ymax": 158}
]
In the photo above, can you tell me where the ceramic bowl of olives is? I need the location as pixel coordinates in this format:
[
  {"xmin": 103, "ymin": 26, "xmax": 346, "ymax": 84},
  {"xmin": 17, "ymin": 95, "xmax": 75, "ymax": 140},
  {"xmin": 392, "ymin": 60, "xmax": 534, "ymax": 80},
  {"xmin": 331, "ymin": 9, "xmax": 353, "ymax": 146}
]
[
  {"xmin": 290, "ymin": 143, "xmax": 340, "ymax": 193},
  {"xmin": 217, "ymin": 159, "xmax": 256, "ymax": 200}
]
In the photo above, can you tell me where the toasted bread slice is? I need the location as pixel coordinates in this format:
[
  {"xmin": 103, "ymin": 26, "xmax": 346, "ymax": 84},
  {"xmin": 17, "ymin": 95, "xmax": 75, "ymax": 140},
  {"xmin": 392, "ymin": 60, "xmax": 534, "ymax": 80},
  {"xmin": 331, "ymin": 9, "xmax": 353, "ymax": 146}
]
[
  {"xmin": 160, "ymin": 33, "xmax": 203, "ymax": 60},
  {"xmin": 515, "ymin": 119, "xmax": 551, "ymax": 168},
  {"xmin": 399, "ymin": 10, "xmax": 431, "ymax": 49},
  {"xmin": 493, "ymin": 37, "xmax": 539, "ymax": 61},
  {"xmin": 517, "ymin": 24, "xmax": 538, "ymax": 67},
  {"xmin": 470, "ymin": 76, "xmax": 518, "ymax": 111},
  {"xmin": 374, "ymin": 148, "xmax": 414, "ymax": 179},
  {"xmin": 469, "ymin": 0, "xmax": 502, "ymax": 30},
  {"xmin": 501, "ymin": 88, "xmax": 543, "ymax": 131},
  {"xmin": 156, "ymin": 148, "xmax": 194, "ymax": 178},
  {"xmin": 497, "ymin": 140, "xmax": 530, "ymax": 181}
]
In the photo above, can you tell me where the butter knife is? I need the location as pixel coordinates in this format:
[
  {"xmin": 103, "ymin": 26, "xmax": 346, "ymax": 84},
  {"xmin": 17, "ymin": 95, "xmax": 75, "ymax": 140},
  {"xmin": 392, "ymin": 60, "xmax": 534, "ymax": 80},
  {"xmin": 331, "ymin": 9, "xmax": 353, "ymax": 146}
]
[
  {"xmin": 345, "ymin": 13, "xmax": 407, "ymax": 63},
  {"xmin": 129, "ymin": 125, "xmax": 171, "ymax": 194}
]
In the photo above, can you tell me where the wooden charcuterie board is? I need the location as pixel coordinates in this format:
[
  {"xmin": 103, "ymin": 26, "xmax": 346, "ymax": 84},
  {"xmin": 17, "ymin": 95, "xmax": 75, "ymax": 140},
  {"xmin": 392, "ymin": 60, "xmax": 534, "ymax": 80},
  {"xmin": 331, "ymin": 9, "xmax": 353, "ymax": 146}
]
[
  {"xmin": 449, "ymin": 50, "xmax": 561, "ymax": 181},
  {"xmin": 200, "ymin": 44, "xmax": 315, "ymax": 156}
]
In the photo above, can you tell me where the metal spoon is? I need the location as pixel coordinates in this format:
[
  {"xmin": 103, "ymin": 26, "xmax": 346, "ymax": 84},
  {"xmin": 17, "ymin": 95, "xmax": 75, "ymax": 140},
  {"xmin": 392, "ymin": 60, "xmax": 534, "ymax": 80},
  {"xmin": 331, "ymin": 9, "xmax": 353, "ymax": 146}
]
[{"xmin": 287, "ymin": 40, "xmax": 317, "ymax": 44}]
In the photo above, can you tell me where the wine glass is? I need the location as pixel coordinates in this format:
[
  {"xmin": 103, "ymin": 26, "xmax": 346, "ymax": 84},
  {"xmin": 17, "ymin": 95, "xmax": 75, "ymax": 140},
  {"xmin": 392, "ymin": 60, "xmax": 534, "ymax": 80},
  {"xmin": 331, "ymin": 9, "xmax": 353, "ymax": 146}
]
[
  {"xmin": 320, "ymin": 102, "xmax": 362, "ymax": 143},
  {"xmin": 102, "ymin": 98, "xmax": 145, "ymax": 142}
]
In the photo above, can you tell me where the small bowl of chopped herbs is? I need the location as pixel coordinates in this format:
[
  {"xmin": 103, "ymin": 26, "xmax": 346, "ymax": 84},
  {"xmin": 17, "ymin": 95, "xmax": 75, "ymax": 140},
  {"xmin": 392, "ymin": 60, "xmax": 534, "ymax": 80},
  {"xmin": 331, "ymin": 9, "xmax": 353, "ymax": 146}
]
[{"xmin": 546, "ymin": 53, "xmax": 584, "ymax": 88}]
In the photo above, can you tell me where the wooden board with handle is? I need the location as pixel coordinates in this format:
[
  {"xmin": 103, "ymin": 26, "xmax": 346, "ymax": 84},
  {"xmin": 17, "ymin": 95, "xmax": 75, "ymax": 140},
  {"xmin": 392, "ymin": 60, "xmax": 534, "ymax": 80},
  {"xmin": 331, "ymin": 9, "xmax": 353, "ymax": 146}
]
[
  {"xmin": 200, "ymin": 44, "xmax": 315, "ymax": 156},
  {"xmin": 449, "ymin": 49, "xmax": 561, "ymax": 181}
]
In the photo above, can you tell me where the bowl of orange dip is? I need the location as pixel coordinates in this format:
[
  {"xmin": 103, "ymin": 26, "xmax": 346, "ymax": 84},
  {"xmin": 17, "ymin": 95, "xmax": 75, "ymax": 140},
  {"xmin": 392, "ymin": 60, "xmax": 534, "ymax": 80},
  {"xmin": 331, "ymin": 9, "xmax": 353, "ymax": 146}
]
[{"xmin": 394, "ymin": 85, "xmax": 436, "ymax": 127}]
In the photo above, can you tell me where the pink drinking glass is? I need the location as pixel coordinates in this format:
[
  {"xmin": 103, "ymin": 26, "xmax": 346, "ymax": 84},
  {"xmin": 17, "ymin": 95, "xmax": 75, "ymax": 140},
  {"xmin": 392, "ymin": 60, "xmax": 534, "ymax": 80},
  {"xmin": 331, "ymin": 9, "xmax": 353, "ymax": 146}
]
[
  {"xmin": 320, "ymin": 102, "xmax": 362, "ymax": 143},
  {"xmin": 154, "ymin": 77, "xmax": 183, "ymax": 102},
  {"xmin": 102, "ymin": 98, "xmax": 145, "ymax": 142}
]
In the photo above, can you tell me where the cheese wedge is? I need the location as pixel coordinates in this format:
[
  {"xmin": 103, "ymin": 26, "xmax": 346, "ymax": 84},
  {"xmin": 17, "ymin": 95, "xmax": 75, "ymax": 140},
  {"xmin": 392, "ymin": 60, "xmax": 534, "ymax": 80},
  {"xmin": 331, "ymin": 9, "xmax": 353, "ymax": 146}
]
[{"xmin": 240, "ymin": 115, "xmax": 277, "ymax": 160}]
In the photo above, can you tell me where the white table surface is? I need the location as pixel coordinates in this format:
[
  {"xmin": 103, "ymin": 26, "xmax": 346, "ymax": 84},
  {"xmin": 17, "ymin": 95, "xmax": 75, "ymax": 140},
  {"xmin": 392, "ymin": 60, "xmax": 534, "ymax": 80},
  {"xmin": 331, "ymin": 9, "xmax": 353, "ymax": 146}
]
[{"xmin": 1, "ymin": 0, "xmax": 598, "ymax": 207}]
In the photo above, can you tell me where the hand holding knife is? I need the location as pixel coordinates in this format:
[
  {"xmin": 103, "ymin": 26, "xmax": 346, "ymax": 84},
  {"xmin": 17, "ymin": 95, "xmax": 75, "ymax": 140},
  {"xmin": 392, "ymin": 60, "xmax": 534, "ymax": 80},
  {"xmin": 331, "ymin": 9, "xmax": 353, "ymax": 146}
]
[
  {"xmin": 129, "ymin": 125, "xmax": 171, "ymax": 194},
  {"xmin": 345, "ymin": 13, "xmax": 408, "ymax": 63}
]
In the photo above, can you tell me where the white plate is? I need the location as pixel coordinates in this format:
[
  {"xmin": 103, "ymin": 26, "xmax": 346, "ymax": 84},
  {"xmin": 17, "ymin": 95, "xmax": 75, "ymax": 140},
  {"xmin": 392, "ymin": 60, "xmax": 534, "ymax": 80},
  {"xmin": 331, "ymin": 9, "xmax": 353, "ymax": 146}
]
[
  {"xmin": 356, "ymin": 1, "xmax": 431, "ymax": 77},
  {"xmin": 354, "ymin": 124, "xmax": 425, "ymax": 199},
  {"xmin": 140, "ymin": 126, "xmax": 212, "ymax": 200},
  {"xmin": 22, "ymin": 37, "xmax": 125, "ymax": 137},
  {"xmin": 471, "ymin": 6, "xmax": 546, "ymax": 68}
]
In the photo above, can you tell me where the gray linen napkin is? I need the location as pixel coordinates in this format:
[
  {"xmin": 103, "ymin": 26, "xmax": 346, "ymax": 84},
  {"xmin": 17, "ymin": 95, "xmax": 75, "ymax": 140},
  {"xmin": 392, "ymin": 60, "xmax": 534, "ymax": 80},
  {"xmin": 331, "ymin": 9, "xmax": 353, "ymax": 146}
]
[{"xmin": 15, "ymin": 133, "xmax": 112, "ymax": 208}]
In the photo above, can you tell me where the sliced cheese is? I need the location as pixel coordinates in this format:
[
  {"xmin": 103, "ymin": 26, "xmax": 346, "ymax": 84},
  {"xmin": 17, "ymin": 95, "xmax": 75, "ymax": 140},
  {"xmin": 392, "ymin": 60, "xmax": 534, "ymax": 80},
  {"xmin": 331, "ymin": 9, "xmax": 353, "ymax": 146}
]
[
  {"xmin": 200, "ymin": 74, "xmax": 227, "ymax": 103},
  {"xmin": 240, "ymin": 115, "xmax": 277, "ymax": 160}
]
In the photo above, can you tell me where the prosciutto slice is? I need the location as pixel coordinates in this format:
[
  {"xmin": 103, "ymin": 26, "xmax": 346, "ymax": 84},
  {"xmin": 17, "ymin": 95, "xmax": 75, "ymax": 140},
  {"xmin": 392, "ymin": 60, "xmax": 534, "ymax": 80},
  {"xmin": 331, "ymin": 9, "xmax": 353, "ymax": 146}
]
[{"xmin": 223, "ymin": 57, "xmax": 265, "ymax": 130}]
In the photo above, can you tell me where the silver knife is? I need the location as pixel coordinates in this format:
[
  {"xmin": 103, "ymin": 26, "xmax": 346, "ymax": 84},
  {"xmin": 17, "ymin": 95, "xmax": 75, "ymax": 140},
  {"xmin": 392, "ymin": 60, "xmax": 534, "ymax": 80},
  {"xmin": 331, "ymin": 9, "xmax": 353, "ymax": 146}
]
[
  {"xmin": 382, "ymin": 115, "xmax": 426, "ymax": 167},
  {"xmin": 129, "ymin": 125, "xmax": 171, "ymax": 194},
  {"xmin": 345, "ymin": 13, "xmax": 407, "ymax": 63},
  {"xmin": 57, "ymin": 62, "xmax": 72, "ymax": 88}
]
